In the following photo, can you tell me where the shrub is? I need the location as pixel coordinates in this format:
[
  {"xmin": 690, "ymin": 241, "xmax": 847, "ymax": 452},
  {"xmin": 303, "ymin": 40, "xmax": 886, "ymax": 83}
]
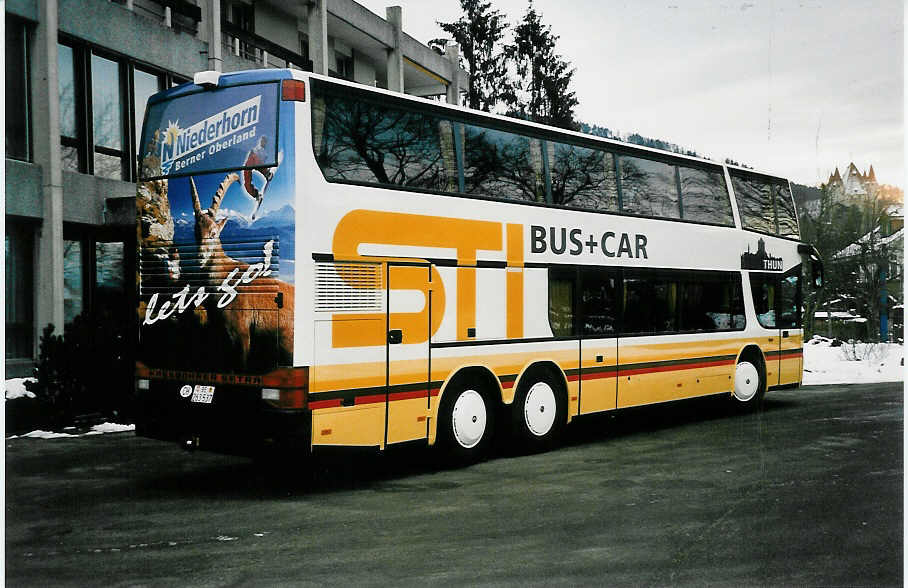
[{"xmin": 24, "ymin": 310, "xmax": 134, "ymax": 428}]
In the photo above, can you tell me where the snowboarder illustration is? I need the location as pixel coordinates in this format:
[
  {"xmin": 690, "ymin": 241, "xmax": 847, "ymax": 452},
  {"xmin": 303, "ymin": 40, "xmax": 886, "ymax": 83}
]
[{"xmin": 242, "ymin": 136, "xmax": 282, "ymax": 220}]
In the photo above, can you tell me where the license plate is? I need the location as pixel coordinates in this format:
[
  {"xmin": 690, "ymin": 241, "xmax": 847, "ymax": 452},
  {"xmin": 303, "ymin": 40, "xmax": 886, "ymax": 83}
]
[{"xmin": 190, "ymin": 385, "xmax": 215, "ymax": 404}]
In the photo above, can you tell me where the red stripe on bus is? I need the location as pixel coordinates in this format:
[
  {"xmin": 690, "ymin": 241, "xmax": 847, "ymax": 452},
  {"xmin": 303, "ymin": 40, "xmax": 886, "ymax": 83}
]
[
  {"xmin": 308, "ymin": 399, "xmax": 342, "ymax": 410},
  {"xmin": 355, "ymin": 394, "xmax": 386, "ymax": 406},
  {"xmin": 580, "ymin": 371, "xmax": 618, "ymax": 381},
  {"xmin": 389, "ymin": 389, "xmax": 435, "ymax": 402},
  {"xmin": 354, "ymin": 388, "xmax": 440, "ymax": 406}
]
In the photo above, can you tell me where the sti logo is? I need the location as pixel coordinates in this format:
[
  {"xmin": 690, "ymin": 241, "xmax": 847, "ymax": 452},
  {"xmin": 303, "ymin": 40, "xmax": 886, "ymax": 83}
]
[
  {"xmin": 160, "ymin": 95, "xmax": 261, "ymax": 175},
  {"xmin": 329, "ymin": 211, "xmax": 658, "ymax": 348}
]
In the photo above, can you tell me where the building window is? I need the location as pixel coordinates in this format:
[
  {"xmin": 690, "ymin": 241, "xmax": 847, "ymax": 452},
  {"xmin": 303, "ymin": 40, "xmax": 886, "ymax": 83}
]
[
  {"xmin": 95, "ymin": 241, "xmax": 126, "ymax": 309},
  {"xmin": 91, "ymin": 53, "xmax": 127, "ymax": 180},
  {"xmin": 133, "ymin": 68, "xmax": 164, "ymax": 154},
  {"xmin": 57, "ymin": 37, "xmax": 186, "ymax": 181},
  {"xmin": 6, "ymin": 221, "xmax": 35, "ymax": 359},
  {"xmin": 58, "ymin": 42, "xmax": 84, "ymax": 172},
  {"xmin": 335, "ymin": 52, "xmax": 354, "ymax": 80},
  {"xmin": 223, "ymin": 2, "xmax": 255, "ymax": 60},
  {"xmin": 63, "ymin": 238, "xmax": 85, "ymax": 324},
  {"xmin": 6, "ymin": 16, "xmax": 31, "ymax": 162},
  {"xmin": 298, "ymin": 32, "xmax": 310, "ymax": 66},
  {"xmin": 63, "ymin": 227, "xmax": 132, "ymax": 325}
]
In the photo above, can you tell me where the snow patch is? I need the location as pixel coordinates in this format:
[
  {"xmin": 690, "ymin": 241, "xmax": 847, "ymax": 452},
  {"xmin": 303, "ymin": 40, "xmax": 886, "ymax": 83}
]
[
  {"xmin": 6, "ymin": 421, "xmax": 135, "ymax": 440},
  {"xmin": 91, "ymin": 422, "xmax": 136, "ymax": 434},
  {"xmin": 18, "ymin": 430, "xmax": 76, "ymax": 439},
  {"xmin": 5, "ymin": 378, "xmax": 37, "ymax": 400},
  {"xmin": 802, "ymin": 338, "xmax": 904, "ymax": 386}
]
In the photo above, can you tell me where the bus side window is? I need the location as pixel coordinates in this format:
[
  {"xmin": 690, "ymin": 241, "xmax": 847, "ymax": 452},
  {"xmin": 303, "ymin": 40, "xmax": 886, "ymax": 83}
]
[
  {"xmin": 623, "ymin": 271, "xmax": 678, "ymax": 334},
  {"xmin": 548, "ymin": 267, "xmax": 577, "ymax": 337},
  {"xmin": 731, "ymin": 275, "xmax": 746, "ymax": 329},
  {"xmin": 579, "ymin": 267, "xmax": 618, "ymax": 336},
  {"xmin": 678, "ymin": 166, "xmax": 734, "ymax": 226},
  {"xmin": 463, "ymin": 126, "xmax": 545, "ymax": 203},
  {"xmin": 732, "ymin": 175, "xmax": 776, "ymax": 234},
  {"xmin": 550, "ymin": 143, "xmax": 619, "ymax": 212},
  {"xmin": 775, "ymin": 183, "xmax": 800, "ymax": 238},
  {"xmin": 317, "ymin": 90, "xmax": 449, "ymax": 191},
  {"xmin": 749, "ymin": 273, "xmax": 777, "ymax": 329},
  {"xmin": 618, "ymin": 155, "xmax": 681, "ymax": 220},
  {"xmin": 778, "ymin": 265, "xmax": 802, "ymax": 329}
]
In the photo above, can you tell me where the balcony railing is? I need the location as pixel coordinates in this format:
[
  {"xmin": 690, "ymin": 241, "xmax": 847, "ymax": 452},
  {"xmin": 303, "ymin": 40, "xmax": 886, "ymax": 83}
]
[
  {"xmin": 221, "ymin": 20, "xmax": 312, "ymax": 71},
  {"xmin": 129, "ymin": 0, "xmax": 201, "ymax": 36}
]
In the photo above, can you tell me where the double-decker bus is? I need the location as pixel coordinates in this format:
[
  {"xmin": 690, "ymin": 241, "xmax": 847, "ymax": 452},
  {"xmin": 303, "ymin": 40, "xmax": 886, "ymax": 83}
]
[{"xmin": 135, "ymin": 68, "xmax": 822, "ymax": 461}]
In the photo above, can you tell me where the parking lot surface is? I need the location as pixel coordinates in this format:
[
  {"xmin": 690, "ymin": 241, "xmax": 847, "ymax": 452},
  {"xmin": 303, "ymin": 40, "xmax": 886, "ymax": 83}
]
[{"xmin": 6, "ymin": 382, "xmax": 902, "ymax": 586}]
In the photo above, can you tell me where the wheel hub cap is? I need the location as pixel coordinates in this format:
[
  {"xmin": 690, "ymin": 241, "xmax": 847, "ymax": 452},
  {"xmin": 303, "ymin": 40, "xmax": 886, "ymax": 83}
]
[
  {"xmin": 524, "ymin": 382, "xmax": 557, "ymax": 436},
  {"xmin": 451, "ymin": 389, "xmax": 487, "ymax": 449},
  {"xmin": 734, "ymin": 362, "xmax": 760, "ymax": 402}
]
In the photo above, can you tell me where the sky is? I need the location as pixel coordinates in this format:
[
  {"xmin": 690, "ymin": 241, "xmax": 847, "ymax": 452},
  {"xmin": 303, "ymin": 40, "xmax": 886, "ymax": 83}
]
[{"xmin": 357, "ymin": 0, "xmax": 904, "ymax": 188}]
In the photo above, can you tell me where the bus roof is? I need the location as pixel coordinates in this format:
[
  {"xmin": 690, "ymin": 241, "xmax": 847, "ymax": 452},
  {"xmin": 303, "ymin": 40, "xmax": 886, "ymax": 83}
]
[{"xmin": 147, "ymin": 69, "xmax": 294, "ymax": 106}]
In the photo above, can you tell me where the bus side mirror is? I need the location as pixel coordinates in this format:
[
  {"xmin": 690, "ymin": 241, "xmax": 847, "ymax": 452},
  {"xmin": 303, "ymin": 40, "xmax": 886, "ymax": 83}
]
[
  {"xmin": 798, "ymin": 244, "xmax": 824, "ymax": 290},
  {"xmin": 811, "ymin": 257, "xmax": 824, "ymax": 289}
]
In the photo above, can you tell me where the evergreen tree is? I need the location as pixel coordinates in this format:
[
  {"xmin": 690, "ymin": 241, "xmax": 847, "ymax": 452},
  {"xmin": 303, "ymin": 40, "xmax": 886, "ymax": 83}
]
[
  {"xmin": 432, "ymin": 0, "xmax": 509, "ymax": 112},
  {"xmin": 502, "ymin": 2, "xmax": 578, "ymax": 130}
]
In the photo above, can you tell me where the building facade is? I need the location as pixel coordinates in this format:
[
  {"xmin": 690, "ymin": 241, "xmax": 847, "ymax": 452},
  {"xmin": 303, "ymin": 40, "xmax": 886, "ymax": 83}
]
[{"xmin": 5, "ymin": 0, "xmax": 468, "ymax": 377}]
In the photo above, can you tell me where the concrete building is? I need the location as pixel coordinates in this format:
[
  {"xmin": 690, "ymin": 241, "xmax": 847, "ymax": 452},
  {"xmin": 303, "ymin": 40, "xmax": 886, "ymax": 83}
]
[{"xmin": 5, "ymin": 0, "xmax": 468, "ymax": 377}]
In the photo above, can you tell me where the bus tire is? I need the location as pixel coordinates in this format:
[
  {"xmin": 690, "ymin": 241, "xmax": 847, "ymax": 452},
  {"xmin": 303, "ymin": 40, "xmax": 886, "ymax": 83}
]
[
  {"xmin": 436, "ymin": 375, "xmax": 495, "ymax": 464},
  {"xmin": 732, "ymin": 352, "xmax": 766, "ymax": 410},
  {"xmin": 510, "ymin": 367, "xmax": 566, "ymax": 452}
]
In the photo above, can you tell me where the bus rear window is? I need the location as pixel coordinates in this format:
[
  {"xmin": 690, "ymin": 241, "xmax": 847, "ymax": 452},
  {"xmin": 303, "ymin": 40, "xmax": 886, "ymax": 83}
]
[{"xmin": 139, "ymin": 82, "xmax": 280, "ymax": 180}]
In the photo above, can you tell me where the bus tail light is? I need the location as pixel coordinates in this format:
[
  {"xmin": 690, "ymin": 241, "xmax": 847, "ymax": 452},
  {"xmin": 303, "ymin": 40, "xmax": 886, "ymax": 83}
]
[
  {"xmin": 262, "ymin": 366, "xmax": 309, "ymax": 409},
  {"xmin": 281, "ymin": 79, "xmax": 306, "ymax": 102}
]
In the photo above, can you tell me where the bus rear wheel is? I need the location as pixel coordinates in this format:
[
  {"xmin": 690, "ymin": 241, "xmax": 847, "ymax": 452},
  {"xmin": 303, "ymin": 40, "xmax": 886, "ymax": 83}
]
[
  {"xmin": 733, "ymin": 354, "xmax": 766, "ymax": 409},
  {"xmin": 510, "ymin": 368, "xmax": 566, "ymax": 452},
  {"xmin": 437, "ymin": 376, "xmax": 495, "ymax": 464}
]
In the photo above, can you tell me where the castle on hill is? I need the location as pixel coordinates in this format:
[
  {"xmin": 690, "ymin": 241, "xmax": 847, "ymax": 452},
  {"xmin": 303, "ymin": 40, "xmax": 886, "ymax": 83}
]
[{"xmin": 825, "ymin": 162, "xmax": 878, "ymax": 205}]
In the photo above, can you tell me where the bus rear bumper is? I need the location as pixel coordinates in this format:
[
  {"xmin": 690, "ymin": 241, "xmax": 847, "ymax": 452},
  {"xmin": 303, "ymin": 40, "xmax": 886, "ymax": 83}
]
[{"xmin": 136, "ymin": 385, "xmax": 311, "ymax": 457}]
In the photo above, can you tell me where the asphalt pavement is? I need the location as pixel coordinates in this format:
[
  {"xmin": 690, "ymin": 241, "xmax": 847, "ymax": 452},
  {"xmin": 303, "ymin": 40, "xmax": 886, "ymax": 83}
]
[{"xmin": 5, "ymin": 382, "xmax": 903, "ymax": 586}]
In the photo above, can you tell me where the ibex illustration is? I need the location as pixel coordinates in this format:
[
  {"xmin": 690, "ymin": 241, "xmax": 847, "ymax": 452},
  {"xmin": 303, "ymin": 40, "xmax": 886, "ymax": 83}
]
[
  {"xmin": 189, "ymin": 173, "xmax": 295, "ymax": 369},
  {"xmin": 137, "ymin": 129, "xmax": 181, "ymax": 281}
]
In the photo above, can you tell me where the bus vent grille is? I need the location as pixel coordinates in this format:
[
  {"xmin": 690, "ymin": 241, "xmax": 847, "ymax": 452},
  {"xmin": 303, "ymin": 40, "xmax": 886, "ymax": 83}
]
[{"xmin": 315, "ymin": 262, "xmax": 384, "ymax": 312}]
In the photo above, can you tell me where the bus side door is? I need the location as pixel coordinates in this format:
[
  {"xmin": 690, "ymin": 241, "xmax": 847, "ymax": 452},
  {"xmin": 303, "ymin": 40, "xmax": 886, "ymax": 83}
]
[
  {"xmin": 386, "ymin": 263, "xmax": 432, "ymax": 445},
  {"xmin": 777, "ymin": 266, "xmax": 803, "ymax": 386},
  {"xmin": 578, "ymin": 267, "xmax": 619, "ymax": 414}
]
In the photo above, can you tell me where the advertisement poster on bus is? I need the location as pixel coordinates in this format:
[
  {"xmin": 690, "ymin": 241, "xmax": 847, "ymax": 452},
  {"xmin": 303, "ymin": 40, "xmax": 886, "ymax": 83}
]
[{"xmin": 136, "ymin": 83, "xmax": 295, "ymax": 374}]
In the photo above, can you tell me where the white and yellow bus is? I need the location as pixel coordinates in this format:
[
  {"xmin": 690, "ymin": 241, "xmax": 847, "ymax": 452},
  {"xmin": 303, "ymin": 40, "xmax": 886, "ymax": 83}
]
[{"xmin": 135, "ymin": 69, "xmax": 822, "ymax": 460}]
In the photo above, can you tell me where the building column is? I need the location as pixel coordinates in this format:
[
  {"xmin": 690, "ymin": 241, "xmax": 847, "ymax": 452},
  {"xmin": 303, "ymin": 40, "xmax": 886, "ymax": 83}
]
[
  {"xmin": 386, "ymin": 6, "xmax": 404, "ymax": 93},
  {"xmin": 308, "ymin": 0, "xmax": 328, "ymax": 75},
  {"xmin": 207, "ymin": 0, "xmax": 223, "ymax": 71},
  {"xmin": 445, "ymin": 43, "xmax": 460, "ymax": 106},
  {"xmin": 33, "ymin": 0, "xmax": 65, "ymax": 335}
]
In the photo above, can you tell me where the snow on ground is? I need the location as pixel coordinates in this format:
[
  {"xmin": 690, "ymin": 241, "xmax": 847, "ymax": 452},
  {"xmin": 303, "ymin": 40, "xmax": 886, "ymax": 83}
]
[
  {"xmin": 802, "ymin": 337, "xmax": 905, "ymax": 386},
  {"xmin": 4, "ymin": 378, "xmax": 36, "ymax": 400},
  {"xmin": 6, "ymin": 423, "xmax": 135, "ymax": 440}
]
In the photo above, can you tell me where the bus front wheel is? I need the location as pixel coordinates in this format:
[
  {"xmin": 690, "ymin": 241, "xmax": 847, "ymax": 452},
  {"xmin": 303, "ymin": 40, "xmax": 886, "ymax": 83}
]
[
  {"xmin": 436, "ymin": 376, "xmax": 495, "ymax": 464},
  {"xmin": 733, "ymin": 355, "xmax": 766, "ymax": 409},
  {"xmin": 510, "ymin": 368, "xmax": 566, "ymax": 452}
]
